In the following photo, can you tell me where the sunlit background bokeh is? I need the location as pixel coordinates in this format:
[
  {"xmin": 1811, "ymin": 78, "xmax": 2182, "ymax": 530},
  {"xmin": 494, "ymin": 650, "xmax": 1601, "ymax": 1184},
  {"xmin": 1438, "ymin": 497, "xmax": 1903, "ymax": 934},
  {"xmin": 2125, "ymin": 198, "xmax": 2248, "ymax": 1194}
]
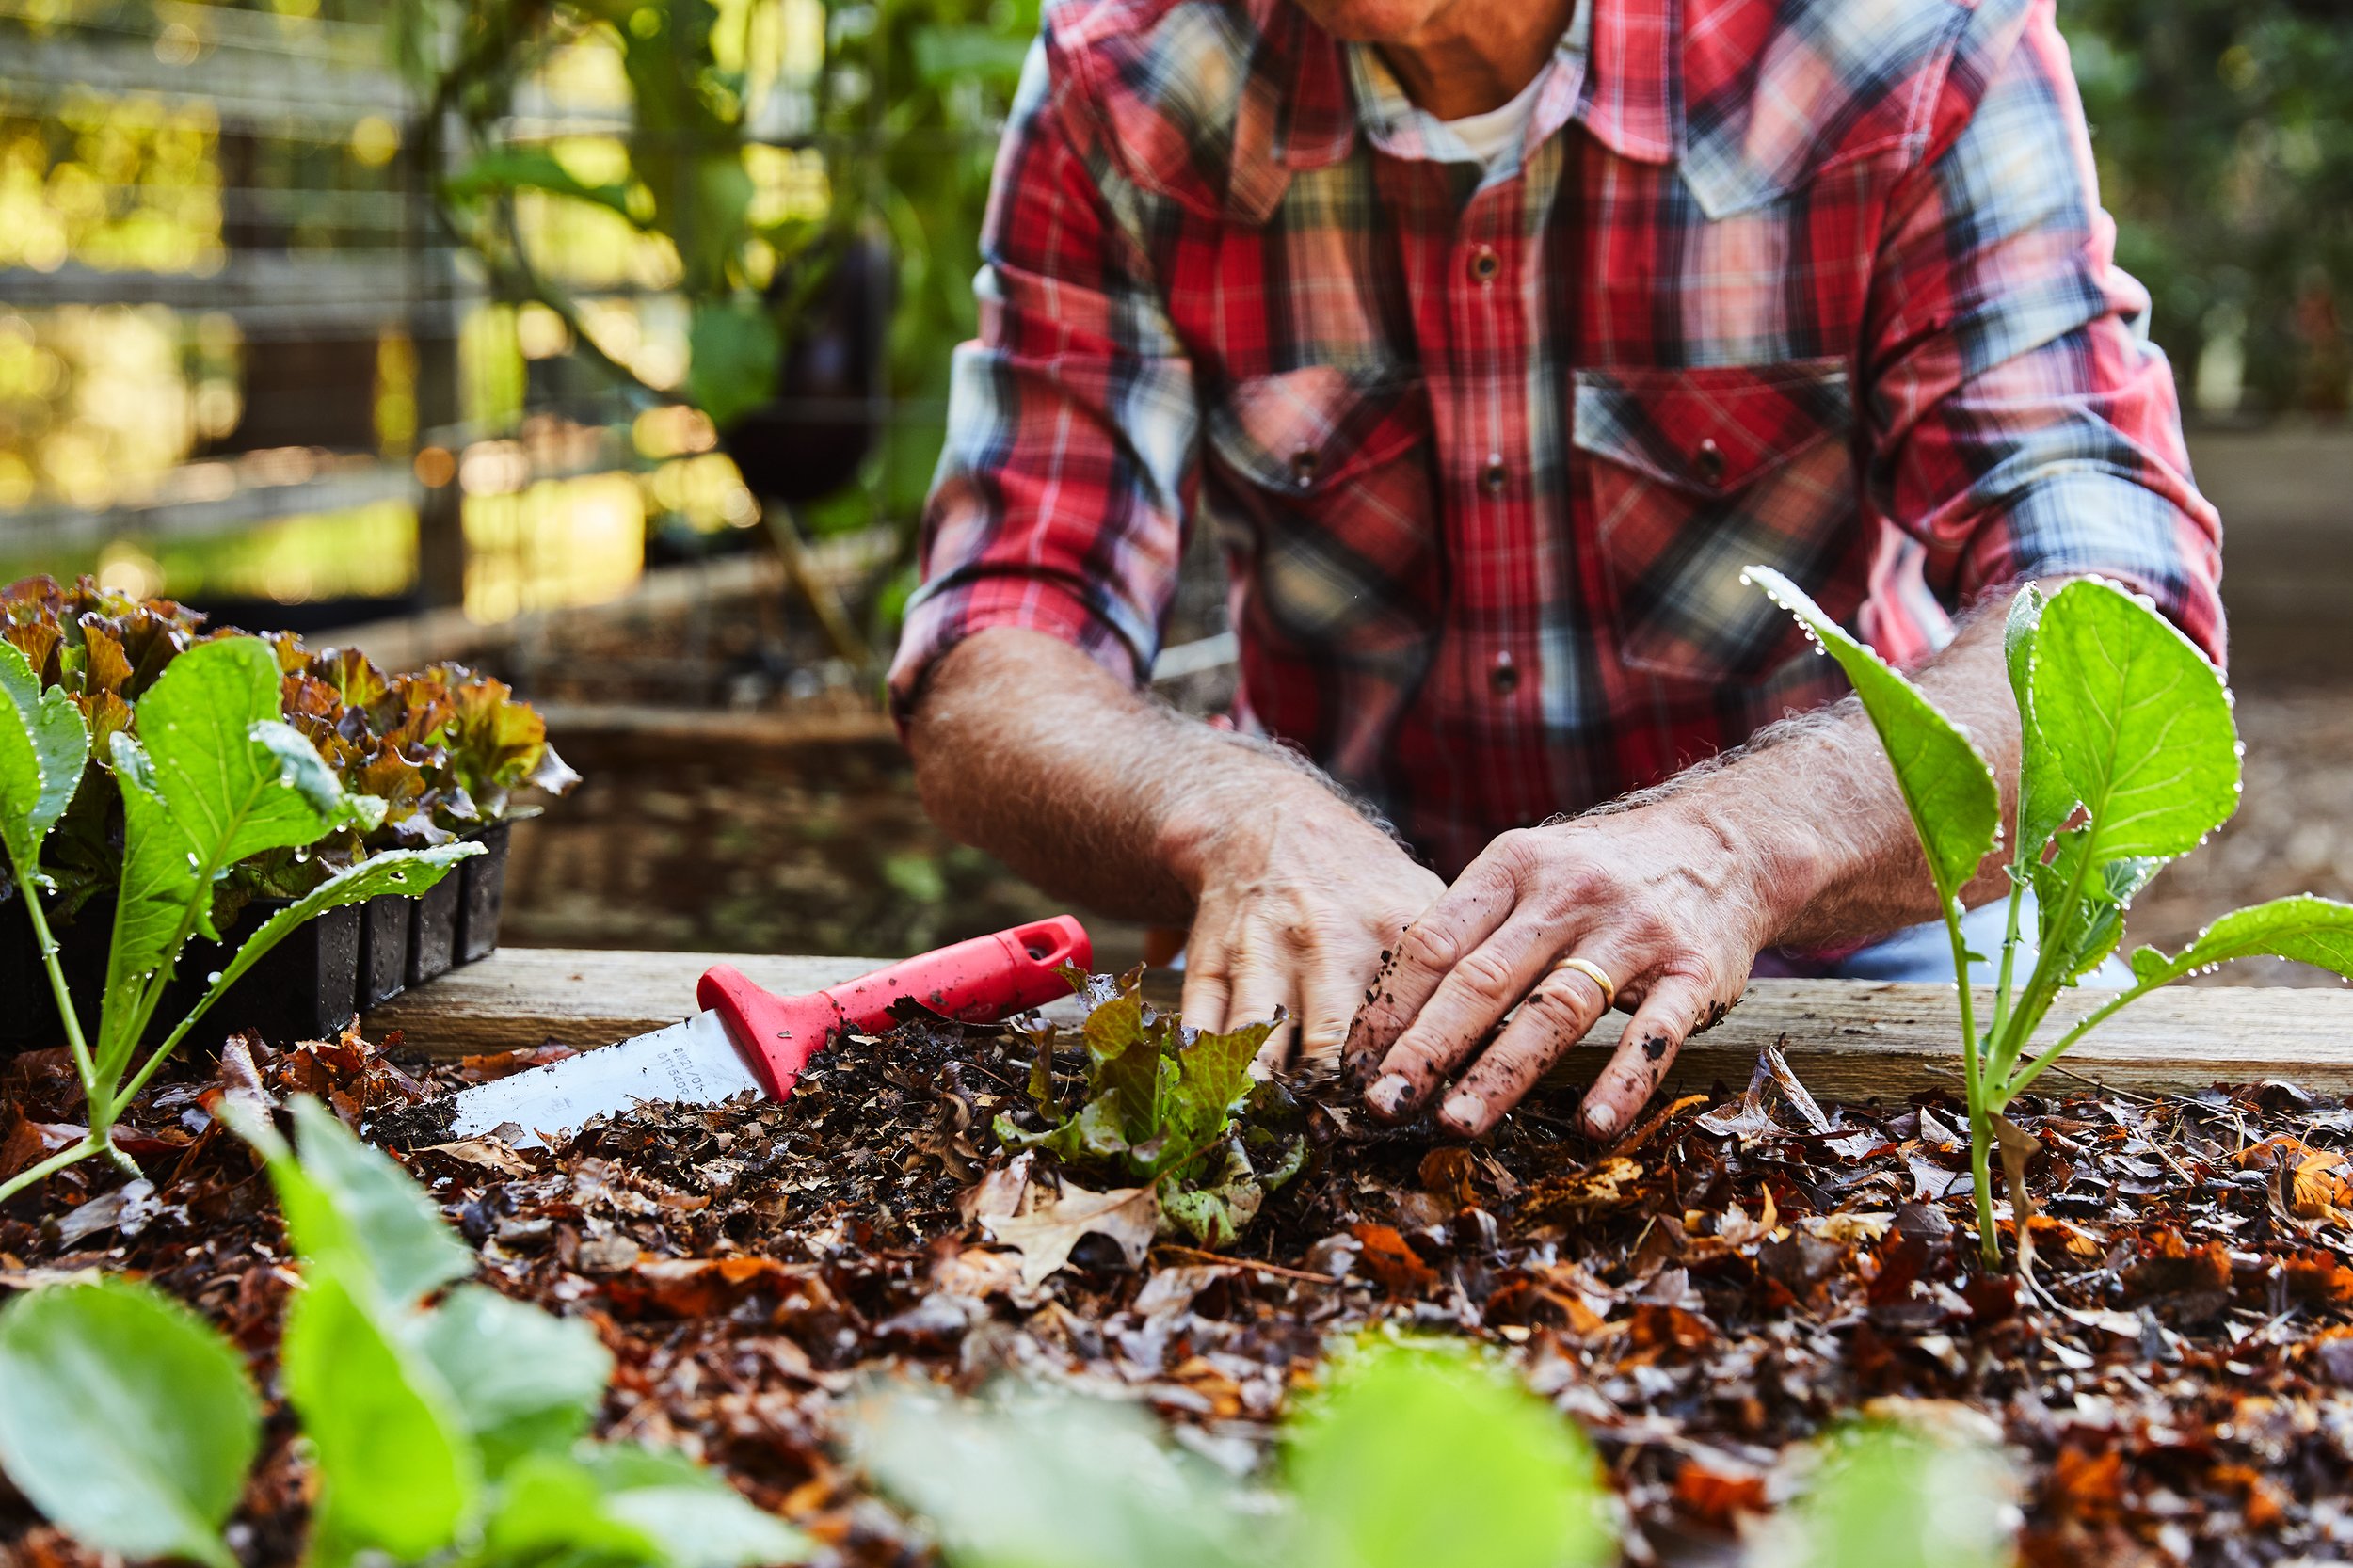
[{"xmin": 0, "ymin": 0, "xmax": 939, "ymax": 627}]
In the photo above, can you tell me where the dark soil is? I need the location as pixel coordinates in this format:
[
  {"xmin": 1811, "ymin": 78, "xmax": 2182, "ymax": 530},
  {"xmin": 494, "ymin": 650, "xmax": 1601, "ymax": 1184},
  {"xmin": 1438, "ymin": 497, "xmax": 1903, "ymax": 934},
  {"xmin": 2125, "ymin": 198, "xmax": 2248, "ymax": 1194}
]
[{"xmin": 6, "ymin": 1016, "xmax": 2353, "ymax": 1568}]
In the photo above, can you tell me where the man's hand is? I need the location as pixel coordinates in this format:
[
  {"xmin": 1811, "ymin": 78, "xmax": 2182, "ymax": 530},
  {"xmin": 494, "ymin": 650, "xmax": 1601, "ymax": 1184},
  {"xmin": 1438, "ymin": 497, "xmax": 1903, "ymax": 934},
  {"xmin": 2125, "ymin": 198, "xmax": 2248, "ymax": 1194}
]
[
  {"xmin": 1173, "ymin": 785, "xmax": 1443, "ymax": 1070},
  {"xmin": 1345, "ymin": 799, "xmax": 1782, "ymax": 1140},
  {"xmin": 1343, "ymin": 584, "xmax": 2038, "ymax": 1143},
  {"xmin": 907, "ymin": 627, "xmax": 1443, "ymax": 1068}
]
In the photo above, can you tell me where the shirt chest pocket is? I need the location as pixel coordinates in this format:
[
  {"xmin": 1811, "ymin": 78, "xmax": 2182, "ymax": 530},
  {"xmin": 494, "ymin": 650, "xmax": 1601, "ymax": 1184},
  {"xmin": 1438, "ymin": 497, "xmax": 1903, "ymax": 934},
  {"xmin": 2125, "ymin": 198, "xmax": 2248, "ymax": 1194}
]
[
  {"xmin": 1573, "ymin": 358, "xmax": 1865, "ymax": 684},
  {"xmin": 1204, "ymin": 365, "xmax": 1440, "ymax": 651}
]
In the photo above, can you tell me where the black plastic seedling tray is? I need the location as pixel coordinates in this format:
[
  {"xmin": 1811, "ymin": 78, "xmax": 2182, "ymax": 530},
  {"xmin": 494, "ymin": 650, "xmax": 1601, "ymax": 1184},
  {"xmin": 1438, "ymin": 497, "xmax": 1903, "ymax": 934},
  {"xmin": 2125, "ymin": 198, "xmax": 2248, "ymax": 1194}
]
[{"xmin": 1, "ymin": 824, "xmax": 513, "ymax": 1052}]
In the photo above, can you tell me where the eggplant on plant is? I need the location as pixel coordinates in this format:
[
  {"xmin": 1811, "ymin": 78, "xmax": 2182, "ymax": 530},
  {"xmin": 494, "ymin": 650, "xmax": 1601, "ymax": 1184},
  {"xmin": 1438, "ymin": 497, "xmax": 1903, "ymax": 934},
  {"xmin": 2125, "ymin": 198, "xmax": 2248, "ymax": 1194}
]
[
  {"xmin": 1748, "ymin": 568, "xmax": 2353, "ymax": 1267},
  {"xmin": 0, "ymin": 635, "xmax": 481, "ymax": 1205}
]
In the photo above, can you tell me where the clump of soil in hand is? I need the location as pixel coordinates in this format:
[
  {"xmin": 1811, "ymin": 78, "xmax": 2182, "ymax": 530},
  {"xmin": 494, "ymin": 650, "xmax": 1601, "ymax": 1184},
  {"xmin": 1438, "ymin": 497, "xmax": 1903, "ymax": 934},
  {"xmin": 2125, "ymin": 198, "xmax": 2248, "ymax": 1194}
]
[{"xmin": 5, "ymin": 1017, "xmax": 2352, "ymax": 1566}]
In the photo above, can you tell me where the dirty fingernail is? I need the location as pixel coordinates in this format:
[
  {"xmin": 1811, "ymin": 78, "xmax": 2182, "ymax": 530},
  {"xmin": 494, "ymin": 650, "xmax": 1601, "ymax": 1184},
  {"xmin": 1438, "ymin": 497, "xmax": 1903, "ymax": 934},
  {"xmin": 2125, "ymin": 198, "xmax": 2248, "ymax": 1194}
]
[
  {"xmin": 1584, "ymin": 1101, "xmax": 1619, "ymax": 1137},
  {"xmin": 1369, "ymin": 1073, "xmax": 1414, "ymax": 1113},
  {"xmin": 1442, "ymin": 1091, "xmax": 1485, "ymax": 1129}
]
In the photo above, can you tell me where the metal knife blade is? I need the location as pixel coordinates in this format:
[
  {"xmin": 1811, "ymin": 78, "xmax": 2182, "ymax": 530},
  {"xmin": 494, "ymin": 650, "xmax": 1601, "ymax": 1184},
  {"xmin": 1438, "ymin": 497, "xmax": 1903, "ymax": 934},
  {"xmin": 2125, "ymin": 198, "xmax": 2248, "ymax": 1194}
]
[{"xmin": 437, "ymin": 1010, "xmax": 760, "ymax": 1148}]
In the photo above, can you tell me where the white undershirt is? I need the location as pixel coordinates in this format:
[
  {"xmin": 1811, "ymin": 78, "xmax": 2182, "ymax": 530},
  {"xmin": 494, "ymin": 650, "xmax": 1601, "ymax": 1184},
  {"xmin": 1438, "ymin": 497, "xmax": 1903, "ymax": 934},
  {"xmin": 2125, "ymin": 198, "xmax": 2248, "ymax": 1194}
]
[{"xmin": 1437, "ymin": 63, "xmax": 1551, "ymax": 168}]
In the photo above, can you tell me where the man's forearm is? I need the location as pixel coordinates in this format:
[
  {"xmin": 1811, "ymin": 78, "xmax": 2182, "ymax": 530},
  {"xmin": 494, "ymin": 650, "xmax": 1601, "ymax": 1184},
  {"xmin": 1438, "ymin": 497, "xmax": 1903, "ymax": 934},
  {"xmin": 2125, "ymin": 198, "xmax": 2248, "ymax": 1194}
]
[
  {"xmin": 905, "ymin": 626, "xmax": 1371, "ymax": 923},
  {"xmin": 1668, "ymin": 584, "xmax": 2035, "ymax": 949}
]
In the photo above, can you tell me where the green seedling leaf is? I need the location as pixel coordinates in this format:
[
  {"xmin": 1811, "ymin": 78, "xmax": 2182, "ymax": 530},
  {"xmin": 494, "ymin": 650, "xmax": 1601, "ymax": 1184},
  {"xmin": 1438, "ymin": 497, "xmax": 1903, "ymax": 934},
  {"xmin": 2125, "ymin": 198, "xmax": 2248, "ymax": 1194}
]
[
  {"xmin": 0, "ymin": 636, "xmax": 88, "ymax": 875},
  {"xmin": 2032, "ymin": 578, "xmax": 2239, "ymax": 864},
  {"xmin": 101, "ymin": 637, "xmax": 359, "ymax": 1075},
  {"xmin": 0, "ymin": 1278, "xmax": 259, "ymax": 1568},
  {"xmin": 1159, "ymin": 1140, "xmax": 1266, "ymax": 1248},
  {"xmin": 480, "ymin": 1453, "xmax": 664, "ymax": 1565},
  {"xmin": 1771, "ymin": 1416, "xmax": 2014, "ymax": 1568},
  {"xmin": 413, "ymin": 1285, "xmax": 613, "ymax": 1478},
  {"xmin": 856, "ymin": 1381, "xmax": 1261, "ymax": 1568},
  {"xmin": 283, "ymin": 1267, "xmax": 480, "ymax": 1564},
  {"xmin": 168, "ymin": 843, "xmax": 480, "ymax": 1059},
  {"xmin": 571, "ymin": 1445, "xmax": 815, "ymax": 1568},
  {"xmin": 2128, "ymin": 895, "xmax": 2353, "ymax": 988},
  {"xmin": 1096, "ymin": 1033, "xmax": 1164, "ymax": 1147},
  {"xmin": 1746, "ymin": 566, "xmax": 1998, "ymax": 904},
  {"xmin": 1288, "ymin": 1343, "xmax": 1613, "ymax": 1568},
  {"xmin": 2003, "ymin": 584, "xmax": 2073, "ymax": 862},
  {"xmin": 2029, "ymin": 833, "xmax": 2161, "ymax": 985},
  {"xmin": 1168, "ymin": 1017, "xmax": 1275, "ymax": 1151},
  {"xmin": 1004, "ymin": 1091, "xmax": 1130, "ymax": 1162},
  {"xmin": 229, "ymin": 1095, "xmax": 473, "ymax": 1308}
]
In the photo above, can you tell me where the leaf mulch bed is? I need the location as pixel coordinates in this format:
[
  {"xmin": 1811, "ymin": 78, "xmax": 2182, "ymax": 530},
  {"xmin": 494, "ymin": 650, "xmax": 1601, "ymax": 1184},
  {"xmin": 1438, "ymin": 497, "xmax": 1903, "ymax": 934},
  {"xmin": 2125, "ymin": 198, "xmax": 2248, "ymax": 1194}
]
[{"xmin": 6, "ymin": 1014, "xmax": 2353, "ymax": 1568}]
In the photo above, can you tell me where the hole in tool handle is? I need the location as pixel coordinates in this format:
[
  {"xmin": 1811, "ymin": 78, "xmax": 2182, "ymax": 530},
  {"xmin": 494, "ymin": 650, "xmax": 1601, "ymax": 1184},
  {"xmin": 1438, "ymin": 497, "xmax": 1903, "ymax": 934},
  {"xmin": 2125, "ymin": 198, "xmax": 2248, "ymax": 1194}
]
[{"xmin": 1014, "ymin": 914, "xmax": 1088, "ymax": 970}]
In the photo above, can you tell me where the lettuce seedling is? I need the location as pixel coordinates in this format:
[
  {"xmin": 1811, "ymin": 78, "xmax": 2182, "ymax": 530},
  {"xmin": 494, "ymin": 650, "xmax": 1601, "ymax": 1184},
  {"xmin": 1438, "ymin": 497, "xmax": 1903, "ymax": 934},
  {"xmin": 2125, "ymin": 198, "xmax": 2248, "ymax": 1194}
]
[
  {"xmin": 997, "ymin": 968, "xmax": 1307, "ymax": 1246},
  {"xmin": 0, "ymin": 635, "xmax": 480, "ymax": 1205},
  {"xmin": 1749, "ymin": 568, "xmax": 2353, "ymax": 1267},
  {"xmin": 0, "ymin": 1095, "xmax": 809, "ymax": 1568}
]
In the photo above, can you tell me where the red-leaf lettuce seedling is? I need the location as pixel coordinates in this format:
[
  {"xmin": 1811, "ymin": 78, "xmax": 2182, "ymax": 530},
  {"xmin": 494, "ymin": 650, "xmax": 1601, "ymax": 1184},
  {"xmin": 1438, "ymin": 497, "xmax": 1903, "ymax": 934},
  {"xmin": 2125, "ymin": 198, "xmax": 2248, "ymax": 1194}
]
[
  {"xmin": 1749, "ymin": 568, "xmax": 2353, "ymax": 1267},
  {"xmin": 996, "ymin": 968, "xmax": 1307, "ymax": 1247}
]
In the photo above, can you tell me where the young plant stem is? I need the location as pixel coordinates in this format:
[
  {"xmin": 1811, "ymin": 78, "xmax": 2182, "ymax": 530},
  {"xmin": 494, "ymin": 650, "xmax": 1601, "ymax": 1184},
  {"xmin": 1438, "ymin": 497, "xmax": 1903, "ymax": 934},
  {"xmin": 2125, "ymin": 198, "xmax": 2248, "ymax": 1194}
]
[
  {"xmin": 1946, "ymin": 908, "xmax": 2002, "ymax": 1269},
  {"xmin": 104, "ymin": 930, "xmax": 300, "ymax": 1121},
  {"xmin": 1990, "ymin": 840, "xmax": 2098, "ymax": 1086},
  {"xmin": 0, "ymin": 1134, "xmax": 103, "ymax": 1207},
  {"xmin": 4, "ymin": 868, "xmax": 118, "ymax": 1190},
  {"xmin": 1987, "ymin": 870, "xmax": 2030, "ymax": 1053},
  {"xmin": 1996, "ymin": 983, "xmax": 2149, "ymax": 1109},
  {"xmin": 11, "ymin": 869, "xmax": 97, "ymax": 1105}
]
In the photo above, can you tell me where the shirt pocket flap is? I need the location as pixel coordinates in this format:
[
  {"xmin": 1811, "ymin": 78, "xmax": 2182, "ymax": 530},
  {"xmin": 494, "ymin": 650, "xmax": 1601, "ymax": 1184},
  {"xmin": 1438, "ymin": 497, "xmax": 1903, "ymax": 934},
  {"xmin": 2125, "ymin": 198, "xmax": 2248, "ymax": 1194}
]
[
  {"xmin": 1572, "ymin": 358, "xmax": 1851, "ymax": 497},
  {"xmin": 1207, "ymin": 366, "xmax": 1427, "ymax": 498}
]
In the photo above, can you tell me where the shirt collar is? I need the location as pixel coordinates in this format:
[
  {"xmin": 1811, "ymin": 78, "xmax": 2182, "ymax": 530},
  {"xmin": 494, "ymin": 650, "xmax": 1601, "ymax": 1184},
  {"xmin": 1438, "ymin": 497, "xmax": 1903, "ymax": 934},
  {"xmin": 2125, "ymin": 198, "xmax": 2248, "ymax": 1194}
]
[{"xmin": 1267, "ymin": 0, "xmax": 1678, "ymax": 174}]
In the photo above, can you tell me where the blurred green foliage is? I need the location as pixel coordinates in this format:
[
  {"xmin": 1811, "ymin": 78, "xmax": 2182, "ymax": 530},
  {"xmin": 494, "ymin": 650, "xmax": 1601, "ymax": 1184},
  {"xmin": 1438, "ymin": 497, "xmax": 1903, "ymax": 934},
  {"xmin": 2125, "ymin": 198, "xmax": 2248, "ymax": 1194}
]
[
  {"xmin": 393, "ymin": 0, "xmax": 1032, "ymax": 503},
  {"xmin": 399, "ymin": 0, "xmax": 2346, "ymax": 540},
  {"xmin": 2063, "ymin": 0, "xmax": 2353, "ymax": 417}
]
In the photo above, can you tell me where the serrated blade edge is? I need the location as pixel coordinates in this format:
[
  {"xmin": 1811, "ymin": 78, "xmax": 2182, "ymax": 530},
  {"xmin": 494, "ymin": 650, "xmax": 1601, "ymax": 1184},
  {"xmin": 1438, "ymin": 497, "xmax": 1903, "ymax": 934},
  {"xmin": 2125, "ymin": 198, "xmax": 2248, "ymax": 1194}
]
[{"xmin": 436, "ymin": 1010, "xmax": 760, "ymax": 1148}]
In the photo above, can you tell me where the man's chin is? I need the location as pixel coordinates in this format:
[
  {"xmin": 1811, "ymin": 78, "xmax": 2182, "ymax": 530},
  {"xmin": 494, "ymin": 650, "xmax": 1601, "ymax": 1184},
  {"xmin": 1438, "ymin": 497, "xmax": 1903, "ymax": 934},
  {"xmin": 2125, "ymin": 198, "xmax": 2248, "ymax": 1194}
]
[{"xmin": 1289, "ymin": 0, "xmax": 1447, "ymax": 45}]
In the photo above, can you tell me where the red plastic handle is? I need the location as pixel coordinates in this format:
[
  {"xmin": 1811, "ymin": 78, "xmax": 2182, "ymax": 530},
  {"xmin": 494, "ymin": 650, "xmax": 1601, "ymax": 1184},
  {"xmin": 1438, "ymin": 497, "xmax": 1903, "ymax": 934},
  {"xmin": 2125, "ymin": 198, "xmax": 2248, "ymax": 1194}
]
[{"xmin": 695, "ymin": 915, "xmax": 1091, "ymax": 1100}]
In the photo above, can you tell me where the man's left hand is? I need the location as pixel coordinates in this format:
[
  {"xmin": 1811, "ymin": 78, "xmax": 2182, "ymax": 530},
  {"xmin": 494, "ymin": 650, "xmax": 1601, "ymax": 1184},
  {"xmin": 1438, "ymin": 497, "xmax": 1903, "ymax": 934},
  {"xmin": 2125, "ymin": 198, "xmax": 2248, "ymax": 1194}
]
[{"xmin": 1344, "ymin": 799, "xmax": 1793, "ymax": 1141}]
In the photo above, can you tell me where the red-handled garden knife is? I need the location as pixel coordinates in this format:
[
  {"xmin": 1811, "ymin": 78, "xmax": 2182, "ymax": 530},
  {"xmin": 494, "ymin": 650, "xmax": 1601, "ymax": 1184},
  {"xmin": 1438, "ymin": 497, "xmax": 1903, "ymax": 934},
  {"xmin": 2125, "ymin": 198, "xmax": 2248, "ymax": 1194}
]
[{"xmin": 424, "ymin": 916, "xmax": 1091, "ymax": 1148}]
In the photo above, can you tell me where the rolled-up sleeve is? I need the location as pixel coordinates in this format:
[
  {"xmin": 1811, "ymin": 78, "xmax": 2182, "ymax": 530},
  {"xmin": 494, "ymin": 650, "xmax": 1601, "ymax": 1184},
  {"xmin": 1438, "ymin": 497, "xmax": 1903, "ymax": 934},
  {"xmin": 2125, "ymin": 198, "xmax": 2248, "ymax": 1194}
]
[
  {"xmin": 886, "ymin": 39, "xmax": 1199, "ymax": 720},
  {"xmin": 1862, "ymin": 0, "xmax": 2224, "ymax": 663}
]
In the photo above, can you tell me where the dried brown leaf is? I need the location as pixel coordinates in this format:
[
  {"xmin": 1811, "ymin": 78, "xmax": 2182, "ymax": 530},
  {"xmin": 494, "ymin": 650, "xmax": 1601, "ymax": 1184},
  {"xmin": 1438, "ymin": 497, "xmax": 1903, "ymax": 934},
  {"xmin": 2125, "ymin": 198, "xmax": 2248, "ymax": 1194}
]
[{"xmin": 982, "ymin": 1181, "xmax": 1160, "ymax": 1290}]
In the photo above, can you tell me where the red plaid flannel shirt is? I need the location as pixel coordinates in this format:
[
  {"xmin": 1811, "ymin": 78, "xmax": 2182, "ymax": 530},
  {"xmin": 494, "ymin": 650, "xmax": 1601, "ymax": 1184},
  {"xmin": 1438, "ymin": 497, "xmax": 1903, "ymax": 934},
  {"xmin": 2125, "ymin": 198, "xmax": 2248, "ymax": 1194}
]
[{"xmin": 888, "ymin": 0, "xmax": 2224, "ymax": 877}]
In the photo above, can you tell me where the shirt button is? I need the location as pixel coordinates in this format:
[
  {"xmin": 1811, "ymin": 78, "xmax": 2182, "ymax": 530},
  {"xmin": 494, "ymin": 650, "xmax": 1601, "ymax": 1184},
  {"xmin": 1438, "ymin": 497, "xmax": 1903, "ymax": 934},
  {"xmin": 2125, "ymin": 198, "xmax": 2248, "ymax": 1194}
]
[
  {"xmin": 1489, "ymin": 649, "xmax": 1520, "ymax": 696},
  {"xmin": 1289, "ymin": 447, "xmax": 1319, "ymax": 488},
  {"xmin": 1481, "ymin": 455, "xmax": 1508, "ymax": 495},
  {"xmin": 1467, "ymin": 245, "xmax": 1500, "ymax": 283},
  {"xmin": 1693, "ymin": 437, "xmax": 1726, "ymax": 487}
]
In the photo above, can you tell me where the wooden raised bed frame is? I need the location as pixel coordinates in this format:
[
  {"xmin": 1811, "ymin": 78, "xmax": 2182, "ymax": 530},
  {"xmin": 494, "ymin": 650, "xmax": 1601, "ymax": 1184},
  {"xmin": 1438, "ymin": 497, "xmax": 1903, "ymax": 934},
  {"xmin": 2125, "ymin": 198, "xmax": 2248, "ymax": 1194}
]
[{"xmin": 368, "ymin": 949, "xmax": 2353, "ymax": 1100}]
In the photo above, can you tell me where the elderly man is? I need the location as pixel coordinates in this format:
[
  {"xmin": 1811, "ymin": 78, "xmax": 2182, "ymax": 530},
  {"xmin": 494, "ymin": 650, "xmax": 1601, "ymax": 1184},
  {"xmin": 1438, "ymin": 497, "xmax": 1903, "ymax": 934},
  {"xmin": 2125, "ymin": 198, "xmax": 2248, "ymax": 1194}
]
[{"xmin": 889, "ymin": 0, "xmax": 2222, "ymax": 1142}]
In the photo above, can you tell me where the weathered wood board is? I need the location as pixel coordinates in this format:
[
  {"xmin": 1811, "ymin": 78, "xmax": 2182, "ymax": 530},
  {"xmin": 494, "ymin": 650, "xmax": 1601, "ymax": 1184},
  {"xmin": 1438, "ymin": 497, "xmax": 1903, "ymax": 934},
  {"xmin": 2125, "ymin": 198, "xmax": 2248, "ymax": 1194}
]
[{"xmin": 368, "ymin": 947, "xmax": 2353, "ymax": 1100}]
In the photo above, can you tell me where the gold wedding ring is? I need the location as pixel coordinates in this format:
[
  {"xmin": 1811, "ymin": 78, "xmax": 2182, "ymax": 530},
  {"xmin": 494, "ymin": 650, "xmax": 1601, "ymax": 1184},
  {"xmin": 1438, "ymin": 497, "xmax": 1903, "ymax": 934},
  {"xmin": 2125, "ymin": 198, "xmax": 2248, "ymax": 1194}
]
[{"xmin": 1549, "ymin": 955, "xmax": 1616, "ymax": 1010}]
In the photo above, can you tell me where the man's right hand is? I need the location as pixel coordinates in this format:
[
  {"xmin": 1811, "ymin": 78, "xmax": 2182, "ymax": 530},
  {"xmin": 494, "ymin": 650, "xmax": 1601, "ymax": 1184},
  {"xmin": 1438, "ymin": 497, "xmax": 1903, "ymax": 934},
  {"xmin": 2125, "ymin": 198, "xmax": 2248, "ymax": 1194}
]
[
  {"xmin": 906, "ymin": 627, "xmax": 1439, "ymax": 1073},
  {"xmin": 1166, "ymin": 783, "xmax": 1443, "ymax": 1071}
]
